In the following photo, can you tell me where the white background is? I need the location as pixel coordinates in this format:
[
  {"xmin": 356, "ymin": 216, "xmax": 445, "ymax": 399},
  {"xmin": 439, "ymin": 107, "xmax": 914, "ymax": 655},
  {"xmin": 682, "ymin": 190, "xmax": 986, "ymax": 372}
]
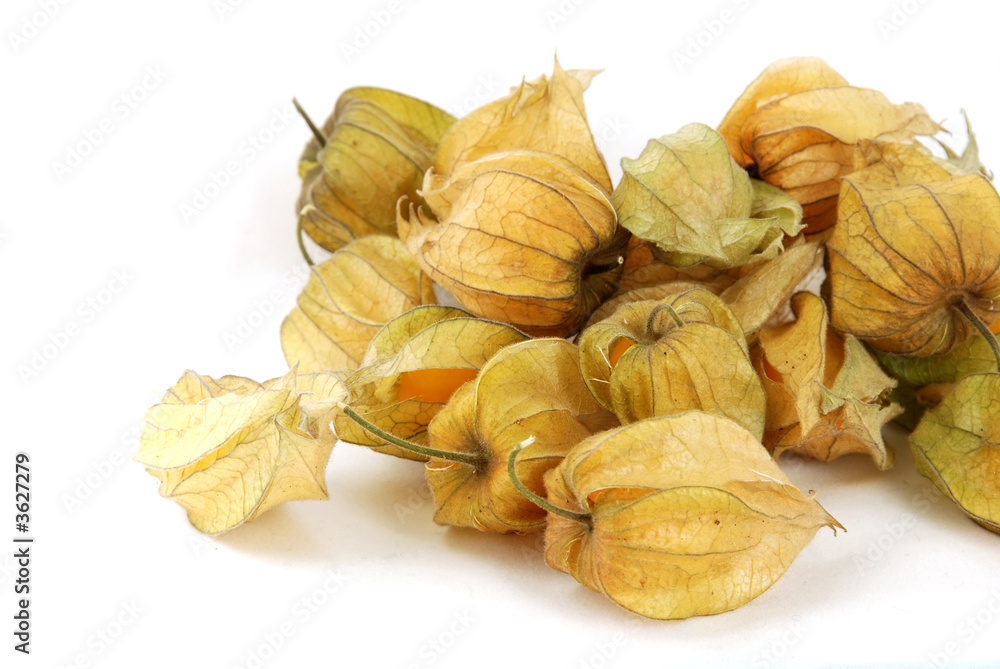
[{"xmin": 3, "ymin": 0, "xmax": 1000, "ymax": 667}]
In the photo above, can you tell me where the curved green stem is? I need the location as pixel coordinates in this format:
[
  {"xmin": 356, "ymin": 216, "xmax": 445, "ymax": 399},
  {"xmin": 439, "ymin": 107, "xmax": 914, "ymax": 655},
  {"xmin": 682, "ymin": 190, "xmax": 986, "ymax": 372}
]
[
  {"xmin": 292, "ymin": 97, "xmax": 326, "ymax": 148},
  {"xmin": 340, "ymin": 404, "xmax": 482, "ymax": 467},
  {"xmin": 645, "ymin": 301, "xmax": 685, "ymax": 338},
  {"xmin": 507, "ymin": 441, "xmax": 592, "ymax": 527},
  {"xmin": 297, "ymin": 216, "xmax": 315, "ymax": 267},
  {"xmin": 956, "ymin": 299, "xmax": 1000, "ymax": 371}
]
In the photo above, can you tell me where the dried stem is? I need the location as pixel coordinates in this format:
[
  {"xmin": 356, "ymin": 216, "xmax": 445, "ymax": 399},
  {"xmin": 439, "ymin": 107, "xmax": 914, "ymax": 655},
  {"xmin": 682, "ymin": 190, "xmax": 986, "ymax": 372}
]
[
  {"xmin": 956, "ymin": 300, "xmax": 1000, "ymax": 371},
  {"xmin": 645, "ymin": 301, "xmax": 685, "ymax": 338},
  {"xmin": 507, "ymin": 441, "xmax": 592, "ymax": 527},
  {"xmin": 292, "ymin": 97, "xmax": 326, "ymax": 148},
  {"xmin": 296, "ymin": 216, "xmax": 315, "ymax": 267},
  {"xmin": 340, "ymin": 404, "xmax": 481, "ymax": 467}
]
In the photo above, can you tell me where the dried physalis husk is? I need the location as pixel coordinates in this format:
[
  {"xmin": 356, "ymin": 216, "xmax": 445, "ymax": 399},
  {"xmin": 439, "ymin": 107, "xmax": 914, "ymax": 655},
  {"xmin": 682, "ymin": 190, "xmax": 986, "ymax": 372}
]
[
  {"xmin": 297, "ymin": 88, "xmax": 455, "ymax": 252},
  {"xmin": 536, "ymin": 411, "xmax": 842, "ymax": 619},
  {"xmin": 280, "ymin": 235, "xmax": 436, "ymax": 373},
  {"xmin": 134, "ymin": 369, "xmax": 345, "ymax": 534},
  {"xmin": 613, "ymin": 236, "xmax": 738, "ymax": 297},
  {"xmin": 828, "ymin": 156, "xmax": 1000, "ymax": 356},
  {"xmin": 585, "ymin": 281, "xmax": 703, "ymax": 330},
  {"xmin": 399, "ymin": 151, "xmax": 628, "ymax": 337},
  {"xmin": 719, "ymin": 241, "xmax": 823, "ymax": 344},
  {"xmin": 397, "ymin": 58, "xmax": 627, "ymax": 337},
  {"xmin": 414, "ymin": 338, "xmax": 615, "ymax": 533},
  {"xmin": 847, "ymin": 139, "xmax": 960, "ymax": 187},
  {"xmin": 910, "ymin": 372, "xmax": 1000, "ymax": 534},
  {"xmin": 431, "ymin": 57, "xmax": 612, "ymax": 193},
  {"xmin": 936, "ymin": 110, "xmax": 992, "ymax": 178},
  {"xmin": 614, "ymin": 123, "xmax": 803, "ymax": 269},
  {"xmin": 753, "ymin": 292, "xmax": 901, "ymax": 469},
  {"xmin": 874, "ymin": 320, "xmax": 1000, "ymax": 387},
  {"xmin": 718, "ymin": 57, "xmax": 849, "ymax": 167},
  {"xmin": 879, "ymin": 307, "xmax": 999, "ymax": 432},
  {"xmin": 578, "ymin": 288, "xmax": 766, "ymax": 437},
  {"xmin": 332, "ymin": 306, "xmax": 529, "ymax": 460},
  {"xmin": 883, "ymin": 316, "xmax": 998, "ymax": 431},
  {"xmin": 717, "ymin": 57, "xmax": 941, "ymax": 234}
]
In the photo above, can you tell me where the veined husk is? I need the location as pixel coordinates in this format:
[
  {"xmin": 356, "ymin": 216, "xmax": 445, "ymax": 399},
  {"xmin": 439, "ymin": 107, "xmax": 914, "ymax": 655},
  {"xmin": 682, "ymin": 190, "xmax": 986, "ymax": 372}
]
[
  {"xmin": 399, "ymin": 151, "xmax": 628, "ymax": 337},
  {"xmin": 880, "ymin": 309, "xmax": 997, "ymax": 428},
  {"xmin": 874, "ymin": 293, "xmax": 1000, "ymax": 404},
  {"xmin": 719, "ymin": 241, "xmax": 824, "ymax": 344},
  {"xmin": 613, "ymin": 236, "xmax": 739, "ymax": 298},
  {"xmin": 935, "ymin": 109, "xmax": 992, "ymax": 178},
  {"xmin": 297, "ymin": 87, "xmax": 455, "ymax": 251},
  {"xmin": 431, "ymin": 57, "xmax": 612, "ymax": 193},
  {"xmin": 846, "ymin": 140, "xmax": 962, "ymax": 186},
  {"xmin": 585, "ymin": 281, "xmax": 705, "ymax": 330},
  {"xmin": 910, "ymin": 373, "xmax": 1000, "ymax": 534},
  {"xmin": 424, "ymin": 338, "xmax": 616, "ymax": 533},
  {"xmin": 828, "ymin": 149, "xmax": 1000, "ymax": 356},
  {"xmin": 578, "ymin": 288, "xmax": 766, "ymax": 437},
  {"xmin": 134, "ymin": 368, "xmax": 345, "ymax": 535},
  {"xmin": 397, "ymin": 58, "xmax": 627, "ymax": 337},
  {"xmin": 333, "ymin": 306, "xmax": 529, "ymax": 460},
  {"xmin": 543, "ymin": 411, "xmax": 842, "ymax": 619},
  {"xmin": 752, "ymin": 292, "xmax": 901, "ymax": 469},
  {"xmin": 875, "ymin": 333, "xmax": 999, "ymax": 387},
  {"xmin": 614, "ymin": 123, "xmax": 803, "ymax": 268},
  {"xmin": 281, "ymin": 235, "xmax": 436, "ymax": 372},
  {"xmin": 717, "ymin": 57, "xmax": 941, "ymax": 234}
]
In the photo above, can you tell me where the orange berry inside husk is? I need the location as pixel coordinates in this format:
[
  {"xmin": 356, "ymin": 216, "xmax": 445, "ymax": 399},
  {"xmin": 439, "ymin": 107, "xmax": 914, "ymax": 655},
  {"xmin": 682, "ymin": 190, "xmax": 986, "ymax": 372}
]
[
  {"xmin": 608, "ymin": 338, "xmax": 636, "ymax": 368},
  {"xmin": 761, "ymin": 354, "xmax": 785, "ymax": 384},
  {"xmin": 397, "ymin": 368, "xmax": 479, "ymax": 404}
]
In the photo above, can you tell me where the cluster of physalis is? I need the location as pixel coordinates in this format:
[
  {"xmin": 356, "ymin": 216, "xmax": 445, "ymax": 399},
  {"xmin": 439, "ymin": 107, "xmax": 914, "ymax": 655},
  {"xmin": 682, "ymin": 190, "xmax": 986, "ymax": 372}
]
[{"xmin": 135, "ymin": 57, "xmax": 1000, "ymax": 619}]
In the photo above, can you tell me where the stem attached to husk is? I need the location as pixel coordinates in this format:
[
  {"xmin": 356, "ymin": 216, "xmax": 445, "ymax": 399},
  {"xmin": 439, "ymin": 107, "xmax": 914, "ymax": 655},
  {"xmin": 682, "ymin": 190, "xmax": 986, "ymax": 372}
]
[
  {"xmin": 292, "ymin": 97, "xmax": 327, "ymax": 148},
  {"xmin": 291, "ymin": 98, "xmax": 325, "ymax": 267},
  {"xmin": 507, "ymin": 441, "xmax": 592, "ymax": 527},
  {"xmin": 956, "ymin": 299, "xmax": 1000, "ymax": 371},
  {"xmin": 645, "ymin": 301, "xmax": 685, "ymax": 338},
  {"xmin": 340, "ymin": 404, "xmax": 482, "ymax": 467},
  {"xmin": 296, "ymin": 216, "xmax": 315, "ymax": 267}
]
